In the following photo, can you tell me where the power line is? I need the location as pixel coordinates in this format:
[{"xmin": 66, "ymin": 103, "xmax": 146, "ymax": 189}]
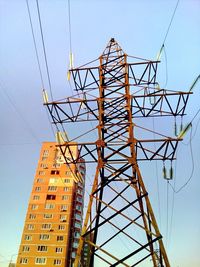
[
  {"xmin": 168, "ymin": 86, "xmax": 200, "ymax": 194},
  {"xmin": 156, "ymin": 0, "xmax": 180, "ymax": 84},
  {"xmin": 66, "ymin": 0, "xmax": 74, "ymax": 95},
  {"xmin": 191, "ymin": 107, "xmax": 200, "ymax": 123},
  {"xmin": 162, "ymin": 0, "xmax": 180, "ymax": 45},
  {"xmin": 152, "ymin": 117, "xmax": 162, "ymax": 228},
  {"xmin": 26, "ymin": 0, "xmax": 55, "ymax": 139},
  {"xmin": 26, "ymin": 0, "xmax": 45, "ymax": 89},
  {"xmin": 169, "ymin": 127, "xmax": 194, "ymax": 193},
  {"xmin": 36, "ymin": 0, "xmax": 54, "ymax": 101},
  {"xmin": 67, "ymin": 0, "xmax": 72, "ymax": 54},
  {"xmin": 166, "ymin": 180, "xmax": 169, "ymax": 248},
  {"xmin": 0, "ymin": 80, "xmax": 41, "ymax": 144},
  {"xmin": 168, "ymin": 157, "xmax": 177, "ymax": 248}
]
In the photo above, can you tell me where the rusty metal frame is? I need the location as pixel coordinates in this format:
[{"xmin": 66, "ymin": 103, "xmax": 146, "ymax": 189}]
[
  {"xmin": 46, "ymin": 38, "xmax": 191, "ymax": 267},
  {"xmin": 46, "ymin": 89, "xmax": 191, "ymax": 123}
]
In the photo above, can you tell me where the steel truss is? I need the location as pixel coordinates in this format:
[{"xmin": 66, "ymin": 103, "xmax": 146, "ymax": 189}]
[{"xmin": 46, "ymin": 38, "xmax": 191, "ymax": 267}]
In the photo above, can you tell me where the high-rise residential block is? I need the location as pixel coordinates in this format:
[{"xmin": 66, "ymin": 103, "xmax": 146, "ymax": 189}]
[{"xmin": 16, "ymin": 142, "xmax": 85, "ymax": 267}]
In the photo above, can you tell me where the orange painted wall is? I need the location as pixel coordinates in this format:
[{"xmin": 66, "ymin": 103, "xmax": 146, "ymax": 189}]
[{"xmin": 16, "ymin": 142, "xmax": 85, "ymax": 267}]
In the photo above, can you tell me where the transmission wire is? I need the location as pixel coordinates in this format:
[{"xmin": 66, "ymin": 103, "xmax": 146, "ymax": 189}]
[
  {"xmin": 152, "ymin": 117, "xmax": 162, "ymax": 228},
  {"xmin": 169, "ymin": 127, "xmax": 194, "ymax": 193},
  {"xmin": 163, "ymin": 0, "xmax": 180, "ymax": 45},
  {"xmin": 26, "ymin": 0, "xmax": 44, "ymax": 89},
  {"xmin": 26, "ymin": 0, "xmax": 55, "ymax": 138},
  {"xmin": 36, "ymin": 0, "xmax": 54, "ymax": 101},
  {"xmin": 67, "ymin": 0, "xmax": 72, "ymax": 54},
  {"xmin": 0, "ymin": 80, "xmax": 41, "ymax": 144},
  {"xmin": 157, "ymin": 0, "xmax": 180, "ymax": 86},
  {"xmin": 166, "ymin": 180, "xmax": 169, "ymax": 248},
  {"xmin": 168, "ymin": 153, "xmax": 178, "ymax": 248}
]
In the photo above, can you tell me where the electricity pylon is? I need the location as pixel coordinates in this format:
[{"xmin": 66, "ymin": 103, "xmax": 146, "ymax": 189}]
[{"xmin": 46, "ymin": 38, "xmax": 191, "ymax": 266}]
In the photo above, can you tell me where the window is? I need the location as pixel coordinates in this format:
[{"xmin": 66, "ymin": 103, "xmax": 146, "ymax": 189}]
[
  {"xmin": 36, "ymin": 178, "xmax": 43, "ymax": 183},
  {"xmin": 35, "ymin": 257, "xmax": 46, "ymax": 264},
  {"xmin": 40, "ymin": 163, "xmax": 48, "ymax": 168},
  {"xmin": 51, "ymin": 170, "xmax": 60, "ymax": 175},
  {"xmin": 58, "ymin": 225, "xmax": 65, "ymax": 230},
  {"xmin": 74, "ymin": 231, "xmax": 80, "ymax": 238},
  {"xmin": 38, "ymin": 245, "xmax": 48, "ymax": 252},
  {"xmin": 29, "ymin": 214, "xmax": 36, "ymax": 219},
  {"xmin": 39, "ymin": 234, "xmax": 50, "ymax": 240},
  {"xmin": 55, "ymin": 247, "xmax": 63, "ymax": 253},
  {"xmin": 77, "ymin": 196, "xmax": 83, "ymax": 203},
  {"xmin": 75, "ymin": 214, "xmax": 82, "ymax": 221},
  {"xmin": 27, "ymin": 224, "xmax": 34, "ymax": 230},
  {"xmin": 31, "ymin": 204, "xmax": 38, "ymax": 210},
  {"xmin": 24, "ymin": 235, "xmax": 32, "ymax": 241},
  {"xmin": 46, "ymin": 194, "xmax": 56, "ymax": 200},
  {"xmin": 73, "ymin": 240, "xmax": 79, "ymax": 248},
  {"xmin": 42, "ymin": 224, "xmax": 52, "ymax": 230},
  {"xmin": 76, "ymin": 205, "xmax": 82, "ymax": 211},
  {"xmin": 63, "ymin": 187, "xmax": 69, "ymax": 192},
  {"xmin": 77, "ymin": 188, "xmax": 82, "ymax": 194},
  {"xmin": 74, "ymin": 222, "xmax": 81, "ymax": 229},
  {"xmin": 71, "ymin": 252, "xmax": 76, "ymax": 258},
  {"xmin": 54, "ymin": 259, "xmax": 62, "ymax": 265},
  {"xmin": 57, "ymin": 236, "xmax": 64, "ymax": 241},
  {"xmin": 78, "ymin": 183, "xmax": 84, "ymax": 189},
  {"xmin": 52, "ymin": 163, "xmax": 61, "ymax": 168},
  {"xmin": 49, "ymin": 178, "xmax": 58, "ymax": 183},
  {"xmin": 64, "ymin": 178, "xmax": 70, "ymax": 183},
  {"xmin": 45, "ymin": 203, "xmax": 55, "ymax": 209},
  {"xmin": 61, "ymin": 205, "xmax": 68, "ymax": 211},
  {"xmin": 65, "ymin": 171, "xmax": 71, "ymax": 175},
  {"xmin": 33, "ymin": 195, "xmax": 40, "ymax": 200},
  {"xmin": 42, "ymin": 156, "xmax": 47, "ymax": 161},
  {"xmin": 60, "ymin": 215, "xmax": 67, "ymax": 222},
  {"xmin": 62, "ymin": 195, "xmax": 69, "ymax": 201},
  {"xmin": 22, "ymin": 246, "xmax": 30, "ymax": 252},
  {"xmin": 44, "ymin": 213, "xmax": 53, "ymax": 219},
  {"xmin": 48, "ymin": 186, "xmax": 57, "ymax": 191},
  {"xmin": 43, "ymin": 150, "xmax": 49, "ymax": 156},
  {"xmin": 39, "ymin": 171, "xmax": 45, "ymax": 175},
  {"xmin": 20, "ymin": 258, "xmax": 28, "ymax": 264},
  {"xmin": 35, "ymin": 187, "xmax": 41, "ymax": 192}
]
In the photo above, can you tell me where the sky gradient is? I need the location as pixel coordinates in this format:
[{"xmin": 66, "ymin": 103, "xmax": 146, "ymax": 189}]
[{"xmin": 0, "ymin": 0, "xmax": 200, "ymax": 266}]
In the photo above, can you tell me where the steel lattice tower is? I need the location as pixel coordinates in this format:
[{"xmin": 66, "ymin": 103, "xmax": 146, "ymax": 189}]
[{"xmin": 46, "ymin": 38, "xmax": 191, "ymax": 266}]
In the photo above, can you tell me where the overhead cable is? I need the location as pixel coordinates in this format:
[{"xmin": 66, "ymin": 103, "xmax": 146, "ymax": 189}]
[
  {"xmin": 26, "ymin": 0, "xmax": 45, "ymax": 89},
  {"xmin": 67, "ymin": 0, "xmax": 72, "ymax": 54},
  {"xmin": 162, "ymin": 0, "xmax": 180, "ymax": 46},
  {"xmin": 26, "ymin": 0, "xmax": 55, "ymax": 138},
  {"xmin": 0, "ymin": 80, "xmax": 41, "ymax": 144},
  {"xmin": 169, "ymin": 128, "xmax": 194, "ymax": 193},
  {"xmin": 156, "ymin": 0, "xmax": 180, "ymax": 61},
  {"xmin": 36, "ymin": 0, "xmax": 54, "ymax": 100},
  {"xmin": 152, "ymin": 118, "xmax": 162, "ymax": 228}
]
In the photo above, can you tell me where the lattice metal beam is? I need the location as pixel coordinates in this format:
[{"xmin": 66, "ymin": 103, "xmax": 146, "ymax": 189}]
[{"xmin": 46, "ymin": 38, "xmax": 191, "ymax": 267}]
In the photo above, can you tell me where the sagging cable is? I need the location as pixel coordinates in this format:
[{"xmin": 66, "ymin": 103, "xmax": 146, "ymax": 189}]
[{"xmin": 189, "ymin": 74, "xmax": 200, "ymax": 92}]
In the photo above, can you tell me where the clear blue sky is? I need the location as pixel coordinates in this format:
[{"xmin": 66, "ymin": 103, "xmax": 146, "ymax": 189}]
[{"xmin": 0, "ymin": 0, "xmax": 200, "ymax": 266}]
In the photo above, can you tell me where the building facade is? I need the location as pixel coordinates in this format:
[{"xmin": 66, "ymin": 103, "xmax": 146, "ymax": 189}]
[{"xmin": 16, "ymin": 142, "xmax": 85, "ymax": 267}]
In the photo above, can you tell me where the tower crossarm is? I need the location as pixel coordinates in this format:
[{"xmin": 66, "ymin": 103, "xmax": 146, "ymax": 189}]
[
  {"xmin": 56, "ymin": 137, "xmax": 180, "ymax": 164},
  {"xmin": 70, "ymin": 59, "xmax": 159, "ymax": 91},
  {"xmin": 45, "ymin": 89, "xmax": 191, "ymax": 123}
]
